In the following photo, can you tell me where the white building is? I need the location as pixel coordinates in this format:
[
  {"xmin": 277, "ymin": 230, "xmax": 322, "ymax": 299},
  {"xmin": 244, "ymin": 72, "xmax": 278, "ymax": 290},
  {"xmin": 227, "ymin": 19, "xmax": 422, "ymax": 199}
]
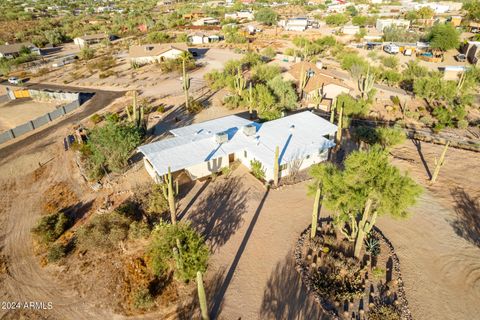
[
  {"xmin": 188, "ymin": 33, "xmax": 220, "ymax": 44},
  {"xmin": 192, "ymin": 17, "xmax": 221, "ymax": 26},
  {"xmin": 376, "ymin": 19, "xmax": 410, "ymax": 32},
  {"xmin": 224, "ymin": 10, "xmax": 254, "ymax": 20},
  {"xmin": 282, "ymin": 18, "xmax": 309, "ymax": 31},
  {"xmin": 73, "ymin": 33, "xmax": 111, "ymax": 48},
  {"xmin": 139, "ymin": 112, "xmax": 337, "ymax": 182},
  {"xmin": 129, "ymin": 43, "xmax": 188, "ymax": 65}
]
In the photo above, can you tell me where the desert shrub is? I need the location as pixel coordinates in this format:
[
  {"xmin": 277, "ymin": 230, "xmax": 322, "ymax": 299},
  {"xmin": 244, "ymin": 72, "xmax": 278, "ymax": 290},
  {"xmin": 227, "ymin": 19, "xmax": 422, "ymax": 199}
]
[
  {"xmin": 311, "ymin": 252, "xmax": 365, "ymax": 301},
  {"xmin": 80, "ymin": 47, "xmax": 95, "ymax": 60},
  {"xmin": 381, "ymin": 56, "xmax": 399, "ymax": 69},
  {"xmin": 381, "ymin": 70, "xmax": 402, "ymax": 86},
  {"xmin": 261, "ymin": 47, "xmax": 276, "ymax": 59},
  {"xmin": 90, "ymin": 113, "xmax": 102, "ymax": 124},
  {"xmin": 146, "ymin": 31, "xmax": 171, "ymax": 43},
  {"xmin": 157, "ymin": 105, "xmax": 165, "ymax": 113},
  {"xmin": 148, "ymin": 222, "xmax": 209, "ymax": 282},
  {"xmin": 365, "ymin": 237, "xmax": 380, "ymax": 256},
  {"xmin": 221, "ymin": 166, "xmax": 233, "ymax": 177},
  {"xmin": 31, "ymin": 212, "xmax": 71, "ymax": 245},
  {"xmin": 375, "ymin": 127, "xmax": 406, "ymax": 148},
  {"xmin": 129, "ymin": 221, "xmax": 151, "ymax": 239},
  {"xmin": 159, "ymin": 57, "xmax": 195, "ymax": 73},
  {"xmin": 147, "ymin": 184, "xmax": 169, "ymax": 215},
  {"xmin": 47, "ymin": 243, "xmax": 67, "ymax": 262},
  {"xmin": 372, "ymin": 267, "xmax": 386, "ymax": 280},
  {"xmin": 186, "ymin": 99, "xmax": 203, "ymax": 114},
  {"xmin": 250, "ymin": 160, "xmax": 266, "ymax": 180},
  {"xmin": 457, "ymin": 119, "xmax": 469, "ymax": 129},
  {"xmin": 133, "ymin": 287, "xmax": 155, "ymax": 309},
  {"xmin": 367, "ymin": 304, "xmax": 401, "ymax": 320},
  {"xmin": 76, "ymin": 212, "xmax": 131, "ymax": 251},
  {"xmin": 325, "ymin": 13, "xmax": 349, "ymax": 26}
]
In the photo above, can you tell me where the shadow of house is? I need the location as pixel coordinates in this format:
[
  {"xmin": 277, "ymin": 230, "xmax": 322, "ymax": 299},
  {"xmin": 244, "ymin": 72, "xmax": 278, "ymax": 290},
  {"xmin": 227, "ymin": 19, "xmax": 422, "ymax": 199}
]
[
  {"xmin": 450, "ymin": 187, "xmax": 480, "ymax": 248},
  {"xmin": 187, "ymin": 176, "xmax": 249, "ymax": 253},
  {"xmin": 260, "ymin": 252, "xmax": 329, "ymax": 320}
]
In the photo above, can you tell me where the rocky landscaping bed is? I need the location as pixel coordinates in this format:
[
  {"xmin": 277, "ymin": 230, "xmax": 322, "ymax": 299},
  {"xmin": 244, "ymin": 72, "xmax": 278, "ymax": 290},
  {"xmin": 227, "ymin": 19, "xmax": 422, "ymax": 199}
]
[{"xmin": 295, "ymin": 221, "xmax": 412, "ymax": 320}]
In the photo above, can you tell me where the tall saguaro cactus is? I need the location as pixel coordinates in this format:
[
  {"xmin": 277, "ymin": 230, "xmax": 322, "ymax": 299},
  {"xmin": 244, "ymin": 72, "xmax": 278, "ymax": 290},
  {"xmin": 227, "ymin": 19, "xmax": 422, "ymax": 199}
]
[
  {"xmin": 273, "ymin": 145, "xmax": 280, "ymax": 187},
  {"xmin": 182, "ymin": 58, "xmax": 190, "ymax": 111},
  {"xmin": 298, "ymin": 65, "xmax": 308, "ymax": 98},
  {"xmin": 335, "ymin": 102, "xmax": 344, "ymax": 145},
  {"xmin": 330, "ymin": 98, "xmax": 336, "ymax": 123},
  {"xmin": 162, "ymin": 167, "xmax": 178, "ymax": 224},
  {"xmin": 354, "ymin": 198, "xmax": 376, "ymax": 258},
  {"xmin": 431, "ymin": 141, "xmax": 450, "ymax": 184},
  {"xmin": 358, "ymin": 68, "xmax": 375, "ymax": 100},
  {"xmin": 310, "ymin": 184, "xmax": 321, "ymax": 239},
  {"xmin": 234, "ymin": 66, "xmax": 246, "ymax": 96},
  {"xmin": 196, "ymin": 271, "xmax": 210, "ymax": 320},
  {"xmin": 248, "ymin": 82, "xmax": 254, "ymax": 118},
  {"xmin": 126, "ymin": 90, "xmax": 145, "ymax": 129}
]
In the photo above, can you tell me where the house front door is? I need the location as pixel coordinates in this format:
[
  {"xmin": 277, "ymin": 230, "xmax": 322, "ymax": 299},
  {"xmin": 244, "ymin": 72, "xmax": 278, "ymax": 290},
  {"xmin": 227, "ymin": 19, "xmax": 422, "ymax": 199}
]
[{"xmin": 229, "ymin": 153, "xmax": 235, "ymax": 163}]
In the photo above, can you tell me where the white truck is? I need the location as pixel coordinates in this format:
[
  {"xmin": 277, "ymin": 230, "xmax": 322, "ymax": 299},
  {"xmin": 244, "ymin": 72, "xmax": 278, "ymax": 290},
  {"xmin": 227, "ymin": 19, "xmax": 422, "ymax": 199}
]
[{"xmin": 383, "ymin": 43, "xmax": 400, "ymax": 55}]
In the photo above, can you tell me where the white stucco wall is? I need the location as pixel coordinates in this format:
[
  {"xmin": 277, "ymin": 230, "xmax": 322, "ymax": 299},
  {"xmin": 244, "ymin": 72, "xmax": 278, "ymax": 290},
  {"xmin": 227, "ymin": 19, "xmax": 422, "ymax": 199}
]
[
  {"xmin": 185, "ymin": 155, "xmax": 229, "ymax": 179},
  {"xmin": 131, "ymin": 48, "xmax": 185, "ymax": 65}
]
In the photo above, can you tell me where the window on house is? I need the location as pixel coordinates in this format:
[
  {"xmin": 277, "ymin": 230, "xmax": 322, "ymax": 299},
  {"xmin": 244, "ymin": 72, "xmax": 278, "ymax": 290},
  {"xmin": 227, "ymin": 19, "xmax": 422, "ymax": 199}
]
[
  {"xmin": 306, "ymin": 154, "xmax": 310, "ymax": 159},
  {"xmin": 244, "ymin": 150, "xmax": 248, "ymax": 158}
]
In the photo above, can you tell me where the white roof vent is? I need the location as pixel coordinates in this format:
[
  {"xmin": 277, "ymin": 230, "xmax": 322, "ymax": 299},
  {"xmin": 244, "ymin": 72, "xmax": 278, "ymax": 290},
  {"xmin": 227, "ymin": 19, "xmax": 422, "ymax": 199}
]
[
  {"xmin": 243, "ymin": 124, "xmax": 256, "ymax": 136},
  {"xmin": 215, "ymin": 131, "xmax": 228, "ymax": 144}
]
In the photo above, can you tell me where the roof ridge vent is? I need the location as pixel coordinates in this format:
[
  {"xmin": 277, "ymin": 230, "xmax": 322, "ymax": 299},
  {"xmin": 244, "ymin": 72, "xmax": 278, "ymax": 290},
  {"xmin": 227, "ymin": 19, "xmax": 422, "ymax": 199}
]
[
  {"xmin": 214, "ymin": 131, "xmax": 228, "ymax": 144},
  {"xmin": 242, "ymin": 123, "xmax": 256, "ymax": 136}
]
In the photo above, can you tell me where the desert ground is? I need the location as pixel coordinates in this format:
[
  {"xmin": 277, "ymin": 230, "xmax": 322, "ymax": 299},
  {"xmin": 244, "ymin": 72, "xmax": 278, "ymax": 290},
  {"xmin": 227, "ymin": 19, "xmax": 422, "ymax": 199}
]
[
  {"xmin": 0, "ymin": 98, "xmax": 59, "ymax": 131},
  {"xmin": 1, "ymin": 93, "xmax": 479, "ymax": 319}
]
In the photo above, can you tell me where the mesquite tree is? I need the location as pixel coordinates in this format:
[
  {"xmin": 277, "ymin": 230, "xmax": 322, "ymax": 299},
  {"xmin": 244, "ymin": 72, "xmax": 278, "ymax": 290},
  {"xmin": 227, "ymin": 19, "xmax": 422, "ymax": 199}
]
[{"xmin": 310, "ymin": 146, "xmax": 422, "ymax": 258}]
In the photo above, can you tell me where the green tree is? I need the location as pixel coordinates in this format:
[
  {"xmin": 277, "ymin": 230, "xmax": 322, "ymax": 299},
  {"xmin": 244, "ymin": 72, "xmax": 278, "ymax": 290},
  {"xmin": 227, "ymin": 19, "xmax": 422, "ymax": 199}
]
[
  {"xmin": 255, "ymin": 8, "xmax": 278, "ymax": 25},
  {"xmin": 251, "ymin": 63, "xmax": 281, "ymax": 82},
  {"xmin": 255, "ymin": 84, "xmax": 280, "ymax": 120},
  {"xmin": 416, "ymin": 6, "xmax": 435, "ymax": 19},
  {"xmin": 325, "ymin": 14, "xmax": 349, "ymax": 26},
  {"xmin": 427, "ymin": 23, "xmax": 460, "ymax": 51},
  {"xmin": 383, "ymin": 25, "xmax": 419, "ymax": 42},
  {"xmin": 148, "ymin": 222, "xmax": 209, "ymax": 282},
  {"xmin": 267, "ymin": 76, "xmax": 297, "ymax": 110},
  {"xmin": 311, "ymin": 147, "xmax": 422, "ymax": 258},
  {"xmin": 464, "ymin": 0, "xmax": 480, "ymax": 21},
  {"xmin": 80, "ymin": 46, "xmax": 95, "ymax": 60},
  {"xmin": 44, "ymin": 29, "xmax": 64, "ymax": 46},
  {"xmin": 86, "ymin": 118, "xmax": 142, "ymax": 175},
  {"xmin": 146, "ymin": 31, "xmax": 171, "ymax": 43}
]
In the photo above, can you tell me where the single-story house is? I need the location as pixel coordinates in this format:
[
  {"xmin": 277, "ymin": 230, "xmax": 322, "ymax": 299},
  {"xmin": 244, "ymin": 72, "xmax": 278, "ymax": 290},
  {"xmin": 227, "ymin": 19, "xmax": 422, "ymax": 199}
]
[
  {"xmin": 281, "ymin": 18, "xmax": 309, "ymax": 31},
  {"xmin": 129, "ymin": 43, "xmax": 188, "ymax": 65},
  {"xmin": 440, "ymin": 66, "xmax": 468, "ymax": 81},
  {"xmin": 138, "ymin": 111, "xmax": 337, "ymax": 182},
  {"xmin": 224, "ymin": 10, "xmax": 254, "ymax": 21},
  {"xmin": 0, "ymin": 42, "xmax": 40, "ymax": 59},
  {"xmin": 73, "ymin": 33, "xmax": 112, "ymax": 48},
  {"xmin": 188, "ymin": 33, "xmax": 220, "ymax": 44},
  {"xmin": 376, "ymin": 19, "xmax": 410, "ymax": 32},
  {"xmin": 192, "ymin": 17, "xmax": 221, "ymax": 26},
  {"xmin": 286, "ymin": 61, "xmax": 352, "ymax": 109}
]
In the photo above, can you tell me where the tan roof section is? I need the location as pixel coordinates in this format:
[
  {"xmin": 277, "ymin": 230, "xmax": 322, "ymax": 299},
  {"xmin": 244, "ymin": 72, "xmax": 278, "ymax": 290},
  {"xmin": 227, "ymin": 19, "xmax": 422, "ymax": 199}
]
[
  {"xmin": 0, "ymin": 42, "xmax": 35, "ymax": 54},
  {"xmin": 129, "ymin": 43, "xmax": 188, "ymax": 58},
  {"xmin": 288, "ymin": 61, "xmax": 352, "ymax": 93}
]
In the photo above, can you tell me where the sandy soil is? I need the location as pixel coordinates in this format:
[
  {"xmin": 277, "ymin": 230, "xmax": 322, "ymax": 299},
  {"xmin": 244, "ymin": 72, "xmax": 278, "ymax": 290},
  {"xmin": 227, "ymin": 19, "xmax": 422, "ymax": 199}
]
[{"xmin": 0, "ymin": 99, "xmax": 59, "ymax": 131}]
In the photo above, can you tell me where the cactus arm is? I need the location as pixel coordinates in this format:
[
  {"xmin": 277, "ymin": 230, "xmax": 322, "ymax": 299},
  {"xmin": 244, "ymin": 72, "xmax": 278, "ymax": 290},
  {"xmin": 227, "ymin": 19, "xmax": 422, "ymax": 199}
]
[
  {"xmin": 335, "ymin": 102, "xmax": 344, "ymax": 145},
  {"xmin": 197, "ymin": 271, "xmax": 210, "ymax": 320},
  {"xmin": 273, "ymin": 146, "xmax": 280, "ymax": 187},
  {"xmin": 430, "ymin": 141, "xmax": 450, "ymax": 184},
  {"xmin": 310, "ymin": 185, "xmax": 321, "ymax": 239}
]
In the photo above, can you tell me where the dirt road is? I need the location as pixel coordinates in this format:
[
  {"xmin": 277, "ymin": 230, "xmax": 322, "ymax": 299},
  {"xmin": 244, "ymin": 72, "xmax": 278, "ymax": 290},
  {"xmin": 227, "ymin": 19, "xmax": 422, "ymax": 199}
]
[{"xmin": 0, "ymin": 84, "xmax": 125, "ymax": 161}]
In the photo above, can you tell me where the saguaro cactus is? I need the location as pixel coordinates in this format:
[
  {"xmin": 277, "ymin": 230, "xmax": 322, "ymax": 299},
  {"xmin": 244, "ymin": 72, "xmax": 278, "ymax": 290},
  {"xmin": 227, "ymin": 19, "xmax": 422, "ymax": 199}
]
[
  {"xmin": 162, "ymin": 167, "xmax": 178, "ymax": 224},
  {"xmin": 298, "ymin": 64, "xmax": 308, "ymax": 97},
  {"xmin": 273, "ymin": 145, "xmax": 279, "ymax": 187},
  {"xmin": 182, "ymin": 58, "xmax": 190, "ymax": 111},
  {"xmin": 457, "ymin": 72, "xmax": 466, "ymax": 90},
  {"xmin": 330, "ymin": 98, "xmax": 336, "ymax": 123},
  {"xmin": 430, "ymin": 141, "xmax": 450, "ymax": 184},
  {"xmin": 196, "ymin": 271, "xmax": 210, "ymax": 320},
  {"xmin": 335, "ymin": 102, "xmax": 344, "ymax": 145},
  {"xmin": 354, "ymin": 198, "xmax": 376, "ymax": 258},
  {"xmin": 248, "ymin": 82, "xmax": 254, "ymax": 118},
  {"xmin": 125, "ymin": 90, "xmax": 145, "ymax": 129},
  {"xmin": 310, "ymin": 184, "xmax": 321, "ymax": 239},
  {"xmin": 234, "ymin": 66, "xmax": 246, "ymax": 96},
  {"xmin": 358, "ymin": 68, "xmax": 375, "ymax": 100}
]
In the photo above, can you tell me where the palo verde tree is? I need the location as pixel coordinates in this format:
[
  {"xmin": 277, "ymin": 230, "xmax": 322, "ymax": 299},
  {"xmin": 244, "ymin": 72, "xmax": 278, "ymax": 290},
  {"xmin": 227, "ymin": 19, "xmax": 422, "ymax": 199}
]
[{"xmin": 311, "ymin": 146, "xmax": 422, "ymax": 258}]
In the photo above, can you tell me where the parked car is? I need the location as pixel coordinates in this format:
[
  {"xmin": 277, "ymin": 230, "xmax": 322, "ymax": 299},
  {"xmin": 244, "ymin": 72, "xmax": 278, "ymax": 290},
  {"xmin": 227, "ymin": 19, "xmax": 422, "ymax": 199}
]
[
  {"xmin": 8, "ymin": 77, "xmax": 20, "ymax": 84},
  {"xmin": 384, "ymin": 44, "xmax": 399, "ymax": 55},
  {"xmin": 455, "ymin": 54, "xmax": 467, "ymax": 62}
]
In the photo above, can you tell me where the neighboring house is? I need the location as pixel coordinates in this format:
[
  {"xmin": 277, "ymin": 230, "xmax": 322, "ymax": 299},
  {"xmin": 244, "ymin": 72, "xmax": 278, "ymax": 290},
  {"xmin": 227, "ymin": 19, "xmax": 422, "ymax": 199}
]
[
  {"xmin": 73, "ymin": 33, "xmax": 111, "ymax": 48},
  {"xmin": 224, "ymin": 10, "xmax": 254, "ymax": 21},
  {"xmin": 441, "ymin": 66, "xmax": 468, "ymax": 81},
  {"xmin": 341, "ymin": 25, "xmax": 360, "ymax": 35},
  {"xmin": 188, "ymin": 33, "xmax": 220, "ymax": 44},
  {"xmin": 129, "ymin": 43, "xmax": 188, "ymax": 65},
  {"xmin": 0, "ymin": 42, "xmax": 40, "ymax": 59},
  {"xmin": 282, "ymin": 18, "xmax": 309, "ymax": 31},
  {"xmin": 286, "ymin": 61, "xmax": 352, "ymax": 108},
  {"xmin": 139, "ymin": 111, "xmax": 337, "ymax": 182},
  {"xmin": 376, "ymin": 19, "xmax": 410, "ymax": 32},
  {"xmin": 192, "ymin": 17, "xmax": 221, "ymax": 26}
]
